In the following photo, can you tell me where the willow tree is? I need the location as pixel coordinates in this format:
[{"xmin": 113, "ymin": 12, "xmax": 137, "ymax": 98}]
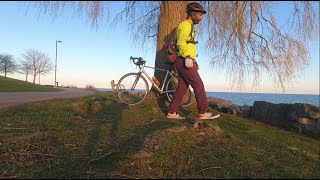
[{"xmin": 29, "ymin": 1, "xmax": 319, "ymax": 91}]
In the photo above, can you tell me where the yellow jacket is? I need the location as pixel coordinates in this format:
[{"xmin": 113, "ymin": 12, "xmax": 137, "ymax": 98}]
[{"xmin": 176, "ymin": 19, "xmax": 196, "ymax": 59}]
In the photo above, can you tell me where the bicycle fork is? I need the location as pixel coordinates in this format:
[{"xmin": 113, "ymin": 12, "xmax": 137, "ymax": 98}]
[{"xmin": 131, "ymin": 72, "xmax": 142, "ymax": 90}]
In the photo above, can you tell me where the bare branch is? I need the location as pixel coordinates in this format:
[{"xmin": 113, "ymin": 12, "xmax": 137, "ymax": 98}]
[
  {"xmin": 28, "ymin": 1, "xmax": 319, "ymax": 91},
  {"xmin": 21, "ymin": 49, "xmax": 53, "ymax": 84},
  {"xmin": 128, "ymin": 6, "xmax": 160, "ymax": 25}
]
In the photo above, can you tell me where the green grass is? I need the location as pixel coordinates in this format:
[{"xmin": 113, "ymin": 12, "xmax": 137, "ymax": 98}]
[
  {"xmin": 0, "ymin": 91, "xmax": 319, "ymax": 179},
  {"xmin": 0, "ymin": 76, "xmax": 63, "ymax": 92}
]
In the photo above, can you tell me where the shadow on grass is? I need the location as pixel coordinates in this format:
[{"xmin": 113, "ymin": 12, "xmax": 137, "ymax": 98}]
[
  {"xmin": 2, "ymin": 92, "xmax": 319, "ymax": 179},
  {"xmin": 33, "ymin": 93, "xmax": 177, "ymax": 178}
]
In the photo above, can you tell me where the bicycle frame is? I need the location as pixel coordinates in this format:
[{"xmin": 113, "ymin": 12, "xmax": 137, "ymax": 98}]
[
  {"xmin": 115, "ymin": 56, "xmax": 195, "ymax": 106},
  {"xmin": 136, "ymin": 63, "xmax": 176, "ymax": 95}
]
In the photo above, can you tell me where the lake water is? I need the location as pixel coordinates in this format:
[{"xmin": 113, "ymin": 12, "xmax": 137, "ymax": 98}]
[
  {"xmin": 96, "ymin": 88, "xmax": 319, "ymax": 106},
  {"xmin": 206, "ymin": 92, "xmax": 319, "ymax": 106}
]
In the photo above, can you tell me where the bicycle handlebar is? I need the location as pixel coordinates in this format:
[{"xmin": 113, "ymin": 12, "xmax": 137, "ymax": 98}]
[{"xmin": 130, "ymin": 56, "xmax": 146, "ymax": 66}]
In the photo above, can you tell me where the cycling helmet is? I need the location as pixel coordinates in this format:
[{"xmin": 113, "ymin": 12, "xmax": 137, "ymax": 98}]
[{"xmin": 186, "ymin": 2, "xmax": 207, "ymax": 14}]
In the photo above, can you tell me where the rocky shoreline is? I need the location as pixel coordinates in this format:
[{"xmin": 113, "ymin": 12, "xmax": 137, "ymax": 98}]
[{"xmin": 207, "ymin": 97, "xmax": 320, "ymax": 136}]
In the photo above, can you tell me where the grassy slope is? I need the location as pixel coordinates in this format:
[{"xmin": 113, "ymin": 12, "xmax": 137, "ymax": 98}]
[
  {"xmin": 0, "ymin": 76, "xmax": 63, "ymax": 92},
  {"xmin": 0, "ymin": 91, "xmax": 319, "ymax": 179}
]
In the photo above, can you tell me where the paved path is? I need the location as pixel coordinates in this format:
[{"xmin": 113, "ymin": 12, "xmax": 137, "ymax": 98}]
[{"xmin": 0, "ymin": 88, "xmax": 95, "ymax": 108}]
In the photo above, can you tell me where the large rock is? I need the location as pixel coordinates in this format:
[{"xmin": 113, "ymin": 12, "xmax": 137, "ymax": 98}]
[
  {"xmin": 207, "ymin": 97, "xmax": 233, "ymax": 106},
  {"xmin": 239, "ymin": 105, "xmax": 252, "ymax": 118},
  {"xmin": 207, "ymin": 97, "xmax": 240, "ymax": 115},
  {"xmin": 289, "ymin": 103, "xmax": 320, "ymax": 120},
  {"xmin": 251, "ymin": 101, "xmax": 290, "ymax": 127},
  {"xmin": 251, "ymin": 101, "xmax": 320, "ymax": 134},
  {"xmin": 207, "ymin": 97, "xmax": 320, "ymax": 135},
  {"xmin": 207, "ymin": 97, "xmax": 252, "ymax": 116}
]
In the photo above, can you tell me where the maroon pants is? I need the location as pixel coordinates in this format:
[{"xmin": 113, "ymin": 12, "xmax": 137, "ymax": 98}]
[{"xmin": 168, "ymin": 56, "xmax": 208, "ymax": 114}]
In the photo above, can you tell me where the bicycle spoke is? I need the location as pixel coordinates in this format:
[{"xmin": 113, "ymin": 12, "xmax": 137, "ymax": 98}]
[{"xmin": 117, "ymin": 73, "xmax": 149, "ymax": 105}]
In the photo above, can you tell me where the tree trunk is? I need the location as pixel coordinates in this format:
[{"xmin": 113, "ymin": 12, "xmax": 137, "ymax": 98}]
[
  {"xmin": 154, "ymin": 1, "xmax": 189, "ymax": 83},
  {"xmin": 33, "ymin": 74, "xmax": 36, "ymax": 84},
  {"xmin": 4, "ymin": 63, "xmax": 7, "ymax": 77}
]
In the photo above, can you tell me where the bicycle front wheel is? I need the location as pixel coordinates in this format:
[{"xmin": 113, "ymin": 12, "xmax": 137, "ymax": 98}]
[
  {"xmin": 166, "ymin": 77, "xmax": 195, "ymax": 107},
  {"xmin": 117, "ymin": 73, "xmax": 149, "ymax": 105}
]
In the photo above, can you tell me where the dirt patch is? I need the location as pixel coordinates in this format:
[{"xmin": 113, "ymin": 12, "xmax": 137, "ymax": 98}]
[
  {"xmin": 108, "ymin": 123, "xmax": 223, "ymax": 178},
  {"xmin": 192, "ymin": 121, "xmax": 223, "ymax": 136},
  {"xmin": 133, "ymin": 126, "xmax": 187, "ymax": 159},
  {"xmin": 0, "ymin": 132, "xmax": 45, "ymax": 145},
  {"xmin": 133, "ymin": 122, "xmax": 223, "ymax": 159}
]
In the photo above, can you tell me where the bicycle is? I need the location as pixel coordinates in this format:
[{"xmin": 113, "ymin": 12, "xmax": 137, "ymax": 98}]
[{"xmin": 113, "ymin": 56, "xmax": 195, "ymax": 106}]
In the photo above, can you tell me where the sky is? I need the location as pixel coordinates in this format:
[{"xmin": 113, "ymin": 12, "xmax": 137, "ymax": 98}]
[{"xmin": 0, "ymin": 1, "xmax": 319, "ymax": 94}]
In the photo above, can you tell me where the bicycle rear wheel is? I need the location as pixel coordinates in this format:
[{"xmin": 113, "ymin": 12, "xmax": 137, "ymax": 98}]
[
  {"xmin": 166, "ymin": 77, "xmax": 195, "ymax": 106},
  {"xmin": 117, "ymin": 73, "xmax": 149, "ymax": 105}
]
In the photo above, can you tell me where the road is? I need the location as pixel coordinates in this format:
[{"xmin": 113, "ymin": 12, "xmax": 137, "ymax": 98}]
[{"xmin": 0, "ymin": 88, "xmax": 95, "ymax": 108}]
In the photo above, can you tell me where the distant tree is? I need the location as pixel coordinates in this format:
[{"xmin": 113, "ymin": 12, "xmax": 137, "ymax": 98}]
[
  {"xmin": 29, "ymin": 1, "xmax": 319, "ymax": 91},
  {"xmin": 18, "ymin": 60, "xmax": 32, "ymax": 82},
  {"xmin": 0, "ymin": 53, "xmax": 18, "ymax": 77},
  {"xmin": 21, "ymin": 49, "xmax": 53, "ymax": 84},
  {"xmin": 38, "ymin": 53, "xmax": 53, "ymax": 84}
]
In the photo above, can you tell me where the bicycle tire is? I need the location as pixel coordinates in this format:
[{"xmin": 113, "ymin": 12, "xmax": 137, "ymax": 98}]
[
  {"xmin": 165, "ymin": 77, "xmax": 196, "ymax": 107},
  {"xmin": 117, "ymin": 73, "xmax": 149, "ymax": 105}
]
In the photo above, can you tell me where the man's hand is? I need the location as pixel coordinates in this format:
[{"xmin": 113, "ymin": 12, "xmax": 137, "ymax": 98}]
[{"xmin": 185, "ymin": 57, "xmax": 194, "ymax": 69}]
